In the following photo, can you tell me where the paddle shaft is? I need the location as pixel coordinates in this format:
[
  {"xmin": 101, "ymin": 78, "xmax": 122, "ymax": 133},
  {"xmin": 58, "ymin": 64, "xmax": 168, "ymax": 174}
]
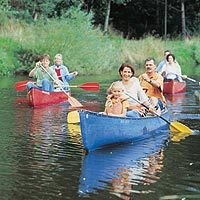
[
  {"xmin": 15, "ymin": 80, "xmax": 99, "ymax": 92},
  {"xmin": 39, "ymin": 65, "xmax": 66, "ymax": 94},
  {"xmin": 185, "ymin": 76, "xmax": 199, "ymax": 84},
  {"xmin": 125, "ymin": 92, "xmax": 192, "ymax": 134},
  {"xmin": 39, "ymin": 65, "xmax": 83, "ymax": 107},
  {"xmin": 165, "ymin": 73, "xmax": 198, "ymax": 83},
  {"xmin": 125, "ymin": 93, "xmax": 170, "ymax": 124}
]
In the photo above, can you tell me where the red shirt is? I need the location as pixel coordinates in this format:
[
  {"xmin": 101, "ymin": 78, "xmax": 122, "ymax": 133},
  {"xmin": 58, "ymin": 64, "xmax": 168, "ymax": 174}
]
[{"xmin": 55, "ymin": 67, "xmax": 62, "ymax": 81}]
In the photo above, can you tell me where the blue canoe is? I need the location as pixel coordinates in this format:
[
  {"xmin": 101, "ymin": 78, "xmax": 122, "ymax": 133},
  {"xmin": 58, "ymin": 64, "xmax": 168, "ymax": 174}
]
[
  {"xmin": 79, "ymin": 109, "xmax": 170, "ymax": 151},
  {"xmin": 79, "ymin": 132, "xmax": 169, "ymax": 195}
]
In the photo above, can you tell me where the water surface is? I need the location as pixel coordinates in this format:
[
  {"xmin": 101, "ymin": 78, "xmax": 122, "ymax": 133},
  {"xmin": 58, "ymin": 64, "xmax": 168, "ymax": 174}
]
[{"xmin": 0, "ymin": 76, "xmax": 200, "ymax": 200}]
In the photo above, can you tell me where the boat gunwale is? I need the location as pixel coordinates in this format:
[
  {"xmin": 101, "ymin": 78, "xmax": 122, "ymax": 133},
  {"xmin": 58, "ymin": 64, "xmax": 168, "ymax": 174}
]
[{"xmin": 79, "ymin": 109, "xmax": 169, "ymax": 121}]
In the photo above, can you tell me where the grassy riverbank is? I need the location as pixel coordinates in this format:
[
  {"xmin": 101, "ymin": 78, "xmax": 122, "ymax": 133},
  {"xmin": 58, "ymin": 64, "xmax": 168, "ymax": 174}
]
[{"xmin": 0, "ymin": 8, "xmax": 199, "ymax": 77}]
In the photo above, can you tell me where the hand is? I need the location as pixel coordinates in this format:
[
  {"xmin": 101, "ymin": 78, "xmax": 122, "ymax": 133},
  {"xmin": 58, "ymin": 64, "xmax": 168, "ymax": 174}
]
[
  {"xmin": 161, "ymin": 71, "xmax": 166, "ymax": 77},
  {"xmin": 141, "ymin": 74, "xmax": 151, "ymax": 82},
  {"xmin": 35, "ymin": 61, "xmax": 42, "ymax": 68},
  {"xmin": 55, "ymin": 79, "xmax": 64, "ymax": 86},
  {"xmin": 106, "ymin": 94, "xmax": 113, "ymax": 100},
  {"xmin": 72, "ymin": 71, "xmax": 78, "ymax": 76},
  {"xmin": 182, "ymin": 75, "xmax": 187, "ymax": 79}
]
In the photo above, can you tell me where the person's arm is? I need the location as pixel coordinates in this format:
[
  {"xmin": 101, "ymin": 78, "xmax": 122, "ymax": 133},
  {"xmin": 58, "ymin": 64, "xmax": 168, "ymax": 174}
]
[
  {"xmin": 160, "ymin": 64, "xmax": 167, "ymax": 77},
  {"xmin": 62, "ymin": 65, "xmax": 78, "ymax": 81},
  {"xmin": 104, "ymin": 99, "xmax": 112, "ymax": 115},
  {"xmin": 121, "ymin": 100, "xmax": 129, "ymax": 117},
  {"xmin": 29, "ymin": 61, "xmax": 41, "ymax": 77},
  {"xmin": 137, "ymin": 84, "xmax": 149, "ymax": 103},
  {"xmin": 147, "ymin": 78, "xmax": 162, "ymax": 89},
  {"xmin": 156, "ymin": 60, "xmax": 165, "ymax": 73},
  {"xmin": 49, "ymin": 68, "xmax": 61, "ymax": 86},
  {"xmin": 140, "ymin": 73, "xmax": 161, "ymax": 89},
  {"xmin": 175, "ymin": 62, "xmax": 182, "ymax": 76}
]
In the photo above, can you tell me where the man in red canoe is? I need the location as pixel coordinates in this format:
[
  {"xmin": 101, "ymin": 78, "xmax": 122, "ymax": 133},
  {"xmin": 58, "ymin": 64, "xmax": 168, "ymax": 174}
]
[{"xmin": 27, "ymin": 54, "xmax": 60, "ymax": 92}]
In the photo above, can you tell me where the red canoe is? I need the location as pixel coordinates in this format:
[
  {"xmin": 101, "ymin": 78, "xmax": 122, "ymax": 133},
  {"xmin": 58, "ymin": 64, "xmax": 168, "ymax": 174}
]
[
  {"xmin": 163, "ymin": 80, "xmax": 186, "ymax": 94},
  {"xmin": 27, "ymin": 88, "xmax": 69, "ymax": 107}
]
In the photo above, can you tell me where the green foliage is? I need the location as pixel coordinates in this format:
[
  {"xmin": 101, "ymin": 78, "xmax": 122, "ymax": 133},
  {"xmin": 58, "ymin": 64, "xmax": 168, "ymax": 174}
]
[
  {"xmin": 0, "ymin": 7, "xmax": 121, "ymax": 75},
  {"xmin": 0, "ymin": 38, "xmax": 21, "ymax": 76},
  {"xmin": 0, "ymin": 6, "xmax": 199, "ymax": 77},
  {"xmin": 5, "ymin": 0, "xmax": 81, "ymax": 21}
]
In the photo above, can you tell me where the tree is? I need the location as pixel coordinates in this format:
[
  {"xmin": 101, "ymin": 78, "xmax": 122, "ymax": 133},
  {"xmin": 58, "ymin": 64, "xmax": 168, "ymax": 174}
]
[{"xmin": 82, "ymin": 0, "xmax": 131, "ymax": 34}]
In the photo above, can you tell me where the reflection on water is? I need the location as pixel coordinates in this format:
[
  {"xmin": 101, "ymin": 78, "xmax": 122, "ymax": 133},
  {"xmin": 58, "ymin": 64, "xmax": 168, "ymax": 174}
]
[
  {"xmin": 165, "ymin": 93, "xmax": 186, "ymax": 114},
  {"xmin": 79, "ymin": 133, "xmax": 169, "ymax": 199},
  {"xmin": 0, "ymin": 76, "xmax": 200, "ymax": 199}
]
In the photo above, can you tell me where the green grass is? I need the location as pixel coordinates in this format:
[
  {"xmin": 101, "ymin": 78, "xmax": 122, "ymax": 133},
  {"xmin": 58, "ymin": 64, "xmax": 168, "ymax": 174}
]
[
  {"xmin": 0, "ymin": 7, "xmax": 199, "ymax": 77},
  {"xmin": 0, "ymin": 38, "xmax": 21, "ymax": 76}
]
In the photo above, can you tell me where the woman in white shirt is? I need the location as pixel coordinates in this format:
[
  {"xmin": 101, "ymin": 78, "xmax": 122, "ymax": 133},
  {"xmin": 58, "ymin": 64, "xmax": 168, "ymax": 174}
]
[
  {"xmin": 160, "ymin": 53, "xmax": 183, "ymax": 82},
  {"xmin": 118, "ymin": 63, "xmax": 150, "ymax": 117}
]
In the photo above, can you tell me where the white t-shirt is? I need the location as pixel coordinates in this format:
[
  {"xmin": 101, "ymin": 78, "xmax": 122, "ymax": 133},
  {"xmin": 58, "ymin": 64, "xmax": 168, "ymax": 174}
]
[
  {"xmin": 161, "ymin": 62, "xmax": 182, "ymax": 76},
  {"xmin": 121, "ymin": 77, "xmax": 148, "ymax": 104}
]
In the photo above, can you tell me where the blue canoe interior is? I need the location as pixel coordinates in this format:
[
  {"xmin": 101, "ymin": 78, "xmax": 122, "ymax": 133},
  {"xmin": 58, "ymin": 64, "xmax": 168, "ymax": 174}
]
[
  {"xmin": 78, "ymin": 132, "xmax": 169, "ymax": 195},
  {"xmin": 79, "ymin": 109, "xmax": 170, "ymax": 151}
]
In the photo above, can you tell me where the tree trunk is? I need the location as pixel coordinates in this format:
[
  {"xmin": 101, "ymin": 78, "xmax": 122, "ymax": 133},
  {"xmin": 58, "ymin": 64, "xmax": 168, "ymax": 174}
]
[
  {"xmin": 181, "ymin": 0, "xmax": 187, "ymax": 40},
  {"xmin": 156, "ymin": 0, "xmax": 160, "ymax": 34},
  {"xmin": 103, "ymin": 0, "xmax": 111, "ymax": 35},
  {"xmin": 164, "ymin": 0, "xmax": 167, "ymax": 39}
]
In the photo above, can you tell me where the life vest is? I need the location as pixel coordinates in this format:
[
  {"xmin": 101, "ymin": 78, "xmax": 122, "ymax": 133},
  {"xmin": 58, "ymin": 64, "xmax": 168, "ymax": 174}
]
[{"xmin": 106, "ymin": 98, "xmax": 126, "ymax": 115}]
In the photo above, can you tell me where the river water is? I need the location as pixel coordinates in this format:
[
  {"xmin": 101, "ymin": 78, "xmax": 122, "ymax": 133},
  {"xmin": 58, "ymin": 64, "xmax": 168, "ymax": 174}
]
[{"xmin": 0, "ymin": 75, "xmax": 200, "ymax": 200}]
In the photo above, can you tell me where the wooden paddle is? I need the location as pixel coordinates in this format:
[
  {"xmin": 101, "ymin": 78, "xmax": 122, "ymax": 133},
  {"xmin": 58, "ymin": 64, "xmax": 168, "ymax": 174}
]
[
  {"xmin": 39, "ymin": 65, "xmax": 83, "ymax": 108},
  {"xmin": 15, "ymin": 80, "xmax": 100, "ymax": 92},
  {"xmin": 125, "ymin": 92, "xmax": 192, "ymax": 134}
]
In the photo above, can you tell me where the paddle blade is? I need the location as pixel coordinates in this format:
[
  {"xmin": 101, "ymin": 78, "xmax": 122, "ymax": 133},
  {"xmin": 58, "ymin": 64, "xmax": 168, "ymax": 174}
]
[
  {"xmin": 79, "ymin": 82, "xmax": 100, "ymax": 91},
  {"xmin": 170, "ymin": 131, "xmax": 192, "ymax": 142},
  {"xmin": 170, "ymin": 121, "xmax": 192, "ymax": 134},
  {"xmin": 15, "ymin": 80, "xmax": 30, "ymax": 91},
  {"xmin": 67, "ymin": 111, "xmax": 80, "ymax": 124}
]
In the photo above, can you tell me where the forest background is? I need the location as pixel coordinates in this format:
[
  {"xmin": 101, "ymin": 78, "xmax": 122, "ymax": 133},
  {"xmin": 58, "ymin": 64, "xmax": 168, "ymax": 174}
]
[{"xmin": 0, "ymin": 0, "xmax": 199, "ymax": 77}]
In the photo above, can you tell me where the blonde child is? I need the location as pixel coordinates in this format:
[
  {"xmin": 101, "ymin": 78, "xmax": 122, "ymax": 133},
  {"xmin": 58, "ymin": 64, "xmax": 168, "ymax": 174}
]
[{"xmin": 104, "ymin": 81, "xmax": 129, "ymax": 117}]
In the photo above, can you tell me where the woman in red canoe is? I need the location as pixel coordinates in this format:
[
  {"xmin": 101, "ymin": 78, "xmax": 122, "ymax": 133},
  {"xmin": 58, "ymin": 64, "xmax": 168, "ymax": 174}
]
[{"xmin": 50, "ymin": 54, "xmax": 78, "ymax": 91}]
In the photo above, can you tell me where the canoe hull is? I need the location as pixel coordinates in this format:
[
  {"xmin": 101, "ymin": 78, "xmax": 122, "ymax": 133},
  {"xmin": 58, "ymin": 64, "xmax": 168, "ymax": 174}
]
[
  {"xmin": 79, "ymin": 110, "xmax": 170, "ymax": 151},
  {"xmin": 163, "ymin": 80, "xmax": 186, "ymax": 94},
  {"xmin": 27, "ymin": 88, "xmax": 68, "ymax": 107}
]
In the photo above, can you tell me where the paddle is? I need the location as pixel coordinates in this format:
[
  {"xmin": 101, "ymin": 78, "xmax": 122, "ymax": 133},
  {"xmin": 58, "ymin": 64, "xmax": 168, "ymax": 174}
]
[
  {"xmin": 183, "ymin": 76, "xmax": 200, "ymax": 85},
  {"xmin": 67, "ymin": 110, "xmax": 80, "ymax": 124},
  {"xmin": 39, "ymin": 64, "xmax": 83, "ymax": 108},
  {"xmin": 125, "ymin": 92, "xmax": 192, "ymax": 134},
  {"xmin": 15, "ymin": 80, "xmax": 100, "ymax": 92},
  {"xmin": 69, "ymin": 82, "xmax": 100, "ymax": 91},
  {"xmin": 15, "ymin": 80, "xmax": 34, "ymax": 91}
]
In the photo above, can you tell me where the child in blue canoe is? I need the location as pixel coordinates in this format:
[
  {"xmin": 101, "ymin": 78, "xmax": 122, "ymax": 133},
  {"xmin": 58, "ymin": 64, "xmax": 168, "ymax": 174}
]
[{"xmin": 104, "ymin": 81, "xmax": 129, "ymax": 117}]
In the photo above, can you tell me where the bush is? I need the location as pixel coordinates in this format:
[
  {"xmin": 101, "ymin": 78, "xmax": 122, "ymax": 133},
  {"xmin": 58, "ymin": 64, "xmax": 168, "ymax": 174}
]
[
  {"xmin": 0, "ymin": 7, "xmax": 199, "ymax": 77},
  {"xmin": 0, "ymin": 38, "xmax": 21, "ymax": 76}
]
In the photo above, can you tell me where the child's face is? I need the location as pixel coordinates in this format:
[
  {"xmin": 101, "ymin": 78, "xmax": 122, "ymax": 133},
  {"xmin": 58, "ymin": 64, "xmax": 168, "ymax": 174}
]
[
  {"xmin": 42, "ymin": 58, "xmax": 50, "ymax": 68},
  {"xmin": 111, "ymin": 87, "xmax": 123, "ymax": 98}
]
